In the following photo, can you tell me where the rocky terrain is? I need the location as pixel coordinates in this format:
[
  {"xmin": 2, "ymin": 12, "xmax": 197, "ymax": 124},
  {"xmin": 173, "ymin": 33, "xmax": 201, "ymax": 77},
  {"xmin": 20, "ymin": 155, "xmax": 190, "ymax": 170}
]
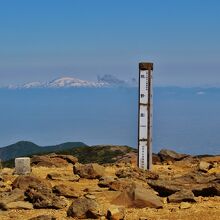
[{"xmin": 0, "ymin": 149, "xmax": 219, "ymax": 220}]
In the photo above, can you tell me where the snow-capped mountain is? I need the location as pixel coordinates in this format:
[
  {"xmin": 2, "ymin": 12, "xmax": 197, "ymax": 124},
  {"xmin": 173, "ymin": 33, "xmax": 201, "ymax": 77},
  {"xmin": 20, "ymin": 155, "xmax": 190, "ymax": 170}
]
[{"xmin": 9, "ymin": 77, "xmax": 109, "ymax": 89}]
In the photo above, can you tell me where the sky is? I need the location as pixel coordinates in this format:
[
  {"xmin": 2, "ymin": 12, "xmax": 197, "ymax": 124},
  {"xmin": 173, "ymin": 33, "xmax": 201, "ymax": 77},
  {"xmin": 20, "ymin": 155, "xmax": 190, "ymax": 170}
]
[{"xmin": 0, "ymin": 0, "xmax": 220, "ymax": 87}]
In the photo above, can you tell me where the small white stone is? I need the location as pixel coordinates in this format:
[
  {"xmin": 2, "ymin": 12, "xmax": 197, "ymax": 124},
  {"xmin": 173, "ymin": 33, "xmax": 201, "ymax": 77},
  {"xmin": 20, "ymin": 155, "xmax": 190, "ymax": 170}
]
[{"xmin": 15, "ymin": 157, "xmax": 31, "ymax": 175}]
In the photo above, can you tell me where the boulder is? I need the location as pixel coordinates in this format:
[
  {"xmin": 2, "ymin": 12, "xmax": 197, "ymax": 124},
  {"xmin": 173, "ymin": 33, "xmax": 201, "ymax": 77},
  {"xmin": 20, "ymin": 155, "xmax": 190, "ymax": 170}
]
[
  {"xmin": 147, "ymin": 179, "xmax": 182, "ymax": 197},
  {"xmin": 73, "ymin": 163, "xmax": 105, "ymax": 179},
  {"xmin": 168, "ymin": 190, "xmax": 196, "ymax": 203},
  {"xmin": 199, "ymin": 161, "xmax": 212, "ymax": 172},
  {"xmin": 158, "ymin": 149, "xmax": 188, "ymax": 162},
  {"xmin": 67, "ymin": 197, "xmax": 103, "ymax": 219},
  {"xmin": 107, "ymin": 205, "xmax": 125, "ymax": 220},
  {"xmin": 112, "ymin": 183, "xmax": 163, "ymax": 209},
  {"xmin": 31, "ymin": 155, "xmax": 68, "ymax": 167},
  {"xmin": 12, "ymin": 175, "xmax": 52, "ymax": 190},
  {"xmin": 47, "ymin": 172, "xmax": 80, "ymax": 182},
  {"xmin": 148, "ymin": 172, "xmax": 220, "ymax": 197},
  {"xmin": 52, "ymin": 184, "xmax": 81, "ymax": 198},
  {"xmin": 25, "ymin": 183, "xmax": 67, "ymax": 209}
]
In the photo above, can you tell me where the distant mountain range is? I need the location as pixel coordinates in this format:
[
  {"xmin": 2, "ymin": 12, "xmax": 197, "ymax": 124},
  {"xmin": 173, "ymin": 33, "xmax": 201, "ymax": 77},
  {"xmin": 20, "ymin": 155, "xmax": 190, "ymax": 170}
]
[
  {"xmin": 5, "ymin": 75, "xmax": 136, "ymax": 89},
  {"xmin": 7, "ymin": 77, "xmax": 108, "ymax": 89},
  {"xmin": 0, "ymin": 141, "xmax": 87, "ymax": 161}
]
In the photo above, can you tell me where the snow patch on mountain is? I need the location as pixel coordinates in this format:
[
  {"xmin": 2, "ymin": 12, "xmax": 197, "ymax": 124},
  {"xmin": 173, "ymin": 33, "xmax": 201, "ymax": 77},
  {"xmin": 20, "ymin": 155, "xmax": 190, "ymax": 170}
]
[{"xmin": 8, "ymin": 77, "xmax": 109, "ymax": 89}]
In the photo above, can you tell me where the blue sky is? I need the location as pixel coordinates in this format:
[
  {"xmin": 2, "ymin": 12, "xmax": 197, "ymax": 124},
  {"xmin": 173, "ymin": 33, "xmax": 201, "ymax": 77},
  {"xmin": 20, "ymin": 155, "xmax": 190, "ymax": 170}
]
[{"xmin": 0, "ymin": 0, "xmax": 220, "ymax": 87}]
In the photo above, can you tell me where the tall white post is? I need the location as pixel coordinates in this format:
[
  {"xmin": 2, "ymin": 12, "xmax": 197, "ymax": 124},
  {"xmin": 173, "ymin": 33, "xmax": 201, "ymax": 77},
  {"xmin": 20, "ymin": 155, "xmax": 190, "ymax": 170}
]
[{"xmin": 138, "ymin": 62, "xmax": 153, "ymax": 170}]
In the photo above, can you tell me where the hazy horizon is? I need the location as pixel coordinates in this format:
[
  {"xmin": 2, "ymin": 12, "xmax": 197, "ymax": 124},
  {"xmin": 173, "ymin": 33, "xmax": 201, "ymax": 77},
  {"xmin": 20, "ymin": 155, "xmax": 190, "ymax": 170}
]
[{"xmin": 0, "ymin": 86, "xmax": 219, "ymax": 155}]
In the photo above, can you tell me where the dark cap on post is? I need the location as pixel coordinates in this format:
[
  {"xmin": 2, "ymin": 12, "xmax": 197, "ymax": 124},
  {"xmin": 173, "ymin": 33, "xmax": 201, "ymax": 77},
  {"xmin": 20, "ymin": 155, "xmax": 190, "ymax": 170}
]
[{"xmin": 139, "ymin": 62, "xmax": 153, "ymax": 71}]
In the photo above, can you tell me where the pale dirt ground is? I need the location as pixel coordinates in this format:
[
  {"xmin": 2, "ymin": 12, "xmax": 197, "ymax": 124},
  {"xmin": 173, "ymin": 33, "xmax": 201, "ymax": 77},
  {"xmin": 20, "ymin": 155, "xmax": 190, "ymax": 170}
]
[{"xmin": 0, "ymin": 162, "xmax": 220, "ymax": 220}]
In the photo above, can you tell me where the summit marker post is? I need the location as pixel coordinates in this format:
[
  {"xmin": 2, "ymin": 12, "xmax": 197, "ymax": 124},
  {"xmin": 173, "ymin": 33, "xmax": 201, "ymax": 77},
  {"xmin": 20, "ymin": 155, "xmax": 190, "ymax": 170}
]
[{"xmin": 138, "ymin": 62, "xmax": 153, "ymax": 170}]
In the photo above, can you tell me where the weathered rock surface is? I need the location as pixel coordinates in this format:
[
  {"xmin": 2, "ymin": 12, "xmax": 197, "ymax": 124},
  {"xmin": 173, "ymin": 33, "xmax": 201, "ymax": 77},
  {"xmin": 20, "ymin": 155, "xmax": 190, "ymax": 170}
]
[
  {"xmin": 98, "ymin": 176, "xmax": 118, "ymax": 188},
  {"xmin": 52, "ymin": 184, "xmax": 81, "ymax": 198},
  {"xmin": 158, "ymin": 149, "xmax": 189, "ymax": 162},
  {"xmin": 67, "ymin": 197, "xmax": 103, "ymax": 219},
  {"xmin": 112, "ymin": 183, "xmax": 163, "ymax": 209},
  {"xmin": 12, "ymin": 175, "xmax": 52, "ymax": 190},
  {"xmin": 179, "ymin": 202, "xmax": 192, "ymax": 209},
  {"xmin": 6, "ymin": 201, "xmax": 33, "ymax": 210},
  {"xmin": 107, "ymin": 205, "xmax": 125, "ymax": 220},
  {"xmin": 73, "ymin": 163, "xmax": 105, "ymax": 179},
  {"xmin": 31, "ymin": 155, "xmax": 68, "ymax": 167},
  {"xmin": 168, "ymin": 190, "xmax": 196, "ymax": 203},
  {"xmin": 47, "ymin": 172, "xmax": 80, "ymax": 182},
  {"xmin": 115, "ymin": 167, "xmax": 159, "ymax": 180},
  {"xmin": 25, "ymin": 183, "xmax": 67, "ymax": 209},
  {"xmin": 148, "ymin": 172, "xmax": 220, "ymax": 197},
  {"xmin": 29, "ymin": 215, "xmax": 56, "ymax": 220},
  {"xmin": 0, "ymin": 188, "xmax": 25, "ymax": 210},
  {"xmin": 199, "ymin": 161, "xmax": 212, "ymax": 172}
]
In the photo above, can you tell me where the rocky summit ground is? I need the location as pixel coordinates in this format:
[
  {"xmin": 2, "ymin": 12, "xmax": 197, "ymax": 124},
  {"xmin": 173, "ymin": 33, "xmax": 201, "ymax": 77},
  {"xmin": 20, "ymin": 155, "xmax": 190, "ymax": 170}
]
[{"xmin": 0, "ymin": 149, "xmax": 219, "ymax": 220}]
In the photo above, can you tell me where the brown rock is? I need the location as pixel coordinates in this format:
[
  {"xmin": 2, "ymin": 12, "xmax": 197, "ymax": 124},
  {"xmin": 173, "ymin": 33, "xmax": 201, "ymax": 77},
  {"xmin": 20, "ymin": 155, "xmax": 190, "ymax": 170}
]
[
  {"xmin": 107, "ymin": 205, "xmax": 125, "ymax": 220},
  {"xmin": 115, "ymin": 167, "xmax": 158, "ymax": 181},
  {"xmin": 67, "ymin": 197, "xmax": 103, "ymax": 219},
  {"xmin": 12, "ymin": 175, "xmax": 52, "ymax": 190},
  {"xmin": 168, "ymin": 190, "xmax": 196, "ymax": 203},
  {"xmin": 158, "ymin": 149, "xmax": 189, "ymax": 162},
  {"xmin": 52, "ymin": 184, "xmax": 81, "ymax": 198},
  {"xmin": 73, "ymin": 163, "xmax": 105, "ymax": 179},
  {"xmin": 109, "ymin": 179, "xmax": 133, "ymax": 191},
  {"xmin": 6, "ymin": 201, "xmax": 33, "ymax": 210},
  {"xmin": 31, "ymin": 155, "xmax": 68, "ymax": 167},
  {"xmin": 52, "ymin": 154, "xmax": 78, "ymax": 165},
  {"xmin": 47, "ymin": 172, "xmax": 80, "ymax": 182},
  {"xmin": 112, "ymin": 183, "xmax": 163, "ymax": 209},
  {"xmin": 199, "ymin": 161, "xmax": 212, "ymax": 172},
  {"xmin": 179, "ymin": 202, "xmax": 191, "ymax": 209},
  {"xmin": 98, "ymin": 176, "xmax": 118, "ymax": 188},
  {"xmin": 25, "ymin": 184, "xmax": 67, "ymax": 209}
]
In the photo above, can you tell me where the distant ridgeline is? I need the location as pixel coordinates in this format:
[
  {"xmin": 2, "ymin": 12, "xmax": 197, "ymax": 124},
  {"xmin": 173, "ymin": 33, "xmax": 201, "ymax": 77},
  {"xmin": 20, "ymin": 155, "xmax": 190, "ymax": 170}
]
[{"xmin": 0, "ymin": 141, "xmax": 134, "ymax": 167}]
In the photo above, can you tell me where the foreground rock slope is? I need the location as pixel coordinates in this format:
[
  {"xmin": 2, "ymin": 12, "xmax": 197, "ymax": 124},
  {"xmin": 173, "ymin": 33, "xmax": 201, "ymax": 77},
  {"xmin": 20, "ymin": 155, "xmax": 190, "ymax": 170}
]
[{"xmin": 0, "ymin": 149, "xmax": 219, "ymax": 220}]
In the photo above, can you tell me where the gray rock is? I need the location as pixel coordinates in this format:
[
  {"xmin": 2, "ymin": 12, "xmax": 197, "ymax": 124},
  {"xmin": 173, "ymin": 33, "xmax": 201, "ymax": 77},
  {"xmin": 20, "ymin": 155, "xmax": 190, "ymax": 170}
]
[
  {"xmin": 158, "ymin": 149, "xmax": 188, "ymax": 162},
  {"xmin": 168, "ymin": 190, "xmax": 196, "ymax": 203},
  {"xmin": 147, "ymin": 179, "xmax": 182, "ymax": 197}
]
